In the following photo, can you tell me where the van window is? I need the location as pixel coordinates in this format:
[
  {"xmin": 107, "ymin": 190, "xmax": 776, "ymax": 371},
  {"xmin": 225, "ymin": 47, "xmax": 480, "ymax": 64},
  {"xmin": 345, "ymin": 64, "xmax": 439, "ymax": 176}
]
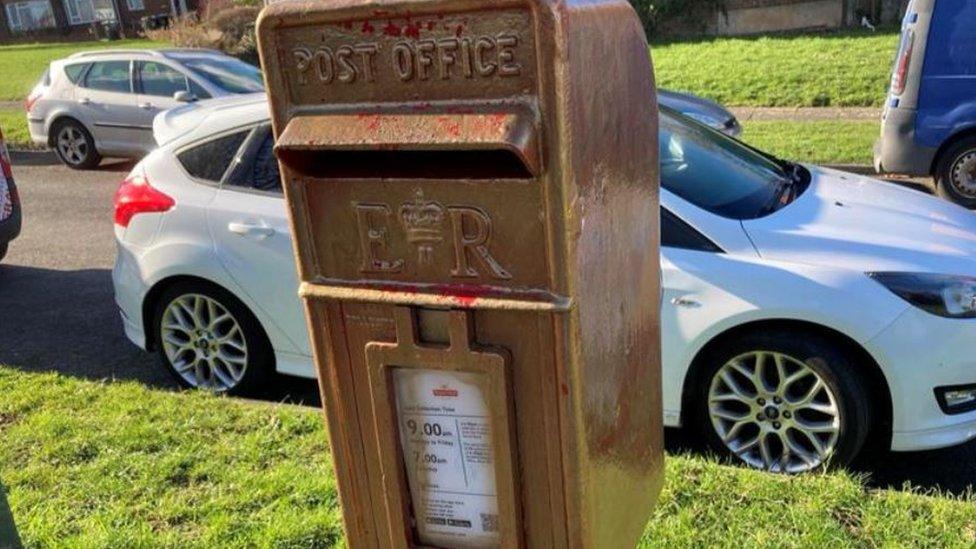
[
  {"xmin": 178, "ymin": 131, "xmax": 249, "ymax": 182},
  {"xmin": 84, "ymin": 61, "xmax": 132, "ymax": 93},
  {"xmin": 927, "ymin": 3, "xmax": 976, "ymax": 76}
]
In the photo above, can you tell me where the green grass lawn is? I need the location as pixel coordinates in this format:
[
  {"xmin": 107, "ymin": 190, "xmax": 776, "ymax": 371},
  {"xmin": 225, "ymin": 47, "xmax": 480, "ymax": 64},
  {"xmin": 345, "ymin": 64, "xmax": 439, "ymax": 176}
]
[
  {"xmin": 0, "ymin": 39, "xmax": 166, "ymax": 102},
  {"xmin": 1, "ymin": 366, "xmax": 973, "ymax": 547},
  {"xmin": 0, "ymin": 108, "xmax": 32, "ymax": 150},
  {"xmin": 653, "ymin": 30, "xmax": 900, "ymax": 107},
  {"xmin": 1, "ymin": 31, "xmax": 897, "ymax": 109},
  {"xmin": 742, "ymin": 119, "xmax": 879, "ymax": 165}
]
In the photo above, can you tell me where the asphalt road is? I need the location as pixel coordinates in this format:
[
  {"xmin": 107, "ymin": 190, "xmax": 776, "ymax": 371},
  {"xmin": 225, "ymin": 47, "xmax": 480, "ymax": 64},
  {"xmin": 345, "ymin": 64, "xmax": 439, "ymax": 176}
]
[{"xmin": 1, "ymin": 156, "xmax": 974, "ymax": 495}]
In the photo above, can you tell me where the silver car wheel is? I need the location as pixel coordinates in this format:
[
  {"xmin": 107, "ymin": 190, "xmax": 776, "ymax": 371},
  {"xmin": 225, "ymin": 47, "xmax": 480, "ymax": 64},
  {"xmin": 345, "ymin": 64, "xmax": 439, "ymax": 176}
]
[
  {"xmin": 708, "ymin": 351, "xmax": 841, "ymax": 473},
  {"xmin": 160, "ymin": 294, "xmax": 248, "ymax": 392},
  {"xmin": 949, "ymin": 150, "xmax": 976, "ymax": 198},
  {"xmin": 56, "ymin": 125, "xmax": 89, "ymax": 166}
]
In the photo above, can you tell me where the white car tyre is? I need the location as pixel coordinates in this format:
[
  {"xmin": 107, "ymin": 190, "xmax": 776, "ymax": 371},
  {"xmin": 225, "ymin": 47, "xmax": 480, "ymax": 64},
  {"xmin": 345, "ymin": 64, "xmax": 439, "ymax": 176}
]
[
  {"xmin": 693, "ymin": 329, "xmax": 872, "ymax": 474},
  {"xmin": 153, "ymin": 281, "xmax": 274, "ymax": 395}
]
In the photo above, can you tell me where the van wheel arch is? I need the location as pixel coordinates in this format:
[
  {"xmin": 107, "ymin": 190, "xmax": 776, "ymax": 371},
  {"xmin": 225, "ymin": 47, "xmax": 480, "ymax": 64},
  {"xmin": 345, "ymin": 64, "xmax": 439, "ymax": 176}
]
[
  {"xmin": 680, "ymin": 319, "xmax": 892, "ymax": 450},
  {"xmin": 930, "ymin": 127, "xmax": 976, "ymax": 176}
]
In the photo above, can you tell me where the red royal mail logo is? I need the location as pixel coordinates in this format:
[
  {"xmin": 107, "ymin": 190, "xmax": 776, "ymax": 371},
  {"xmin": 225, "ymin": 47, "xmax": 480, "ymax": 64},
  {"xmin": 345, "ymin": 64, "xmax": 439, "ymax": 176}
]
[{"xmin": 432, "ymin": 386, "xmax": 459, "ymax": 398}]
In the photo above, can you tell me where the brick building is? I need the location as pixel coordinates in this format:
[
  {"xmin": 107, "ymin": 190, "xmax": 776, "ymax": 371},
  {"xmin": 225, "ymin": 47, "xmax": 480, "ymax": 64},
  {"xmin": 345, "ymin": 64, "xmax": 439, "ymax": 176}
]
[{"xmin": 0, "ymin": 0, "xmax": 192, "ymax": 43}]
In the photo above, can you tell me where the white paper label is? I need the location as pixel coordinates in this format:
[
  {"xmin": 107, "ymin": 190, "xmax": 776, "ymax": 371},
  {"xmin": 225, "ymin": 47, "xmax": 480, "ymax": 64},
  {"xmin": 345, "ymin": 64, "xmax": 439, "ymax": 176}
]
[{"xmin": 393, "ymin": 369, "xmax": 500, "ymax": 548}]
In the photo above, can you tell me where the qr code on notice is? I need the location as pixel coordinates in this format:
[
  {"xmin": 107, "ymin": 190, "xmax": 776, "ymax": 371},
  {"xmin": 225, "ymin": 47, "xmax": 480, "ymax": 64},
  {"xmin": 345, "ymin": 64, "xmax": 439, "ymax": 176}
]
[{"xmin": 480, "ymin": 513, "xmax": 499, "ymax": 533}]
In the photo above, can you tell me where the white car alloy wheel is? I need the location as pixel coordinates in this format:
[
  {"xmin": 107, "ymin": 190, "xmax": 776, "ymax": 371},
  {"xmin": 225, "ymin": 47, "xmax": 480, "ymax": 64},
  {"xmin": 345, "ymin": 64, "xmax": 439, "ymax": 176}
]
[
  {"xmin": 160, "ymin": 293, "xmax": 249, "ymax": 392},
  {"xmin": 707, "ymin": 351, "xmax": 842, "ymax": 473}
]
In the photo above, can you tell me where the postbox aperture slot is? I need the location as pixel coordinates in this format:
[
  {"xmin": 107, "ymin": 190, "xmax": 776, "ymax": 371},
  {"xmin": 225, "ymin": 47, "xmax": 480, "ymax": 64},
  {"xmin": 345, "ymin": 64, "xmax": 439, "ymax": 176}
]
[
  {"xmin": 276, "ymin": 148, "xmax": 533, "ymax": 180},
  {"xmin": 275, "ymin": 111, "xmax": 540, "ymax": 180}
]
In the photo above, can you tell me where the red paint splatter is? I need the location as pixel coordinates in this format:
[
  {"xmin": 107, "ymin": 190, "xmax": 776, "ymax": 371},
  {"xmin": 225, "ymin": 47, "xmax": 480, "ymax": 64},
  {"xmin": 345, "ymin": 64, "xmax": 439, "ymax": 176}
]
[
  {"xmin": 358, "ymin": 113, "xmax": 382, "ymax": 132},
  {"xmin": 340, "ymin": 21, "xmax": 353, "ymax": 30},
  {"xmin": 382, "ymin": 21, "xmax": 402, "ymax": 37},
  {"xmin": 453, "ymin": 294, "xmax": 478, "ymax": 307},
  {"xmin": 403, "ymin": 22, "xmax": 421, "ymax": 39},
  {"xmin": 426, "ymin": 21, "xmax": 436, "ymax": 31},
  {"xmin": 361, "ymin": 20, "xmax": 375, "ymax": 34},
  {"xmin": 455, "ymin": 25, "xmax": 463, "ymax": 37},
  {"xmin": 561, "ymin": 383, "xmax": 569, "ymax": 396}
]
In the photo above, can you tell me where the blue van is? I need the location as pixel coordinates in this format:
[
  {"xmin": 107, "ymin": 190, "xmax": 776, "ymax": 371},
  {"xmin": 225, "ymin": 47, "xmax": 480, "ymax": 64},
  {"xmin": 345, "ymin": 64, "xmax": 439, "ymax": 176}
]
[{"xmin": 875, "ymin": 0, "xmax": 976, "ymax": 207}]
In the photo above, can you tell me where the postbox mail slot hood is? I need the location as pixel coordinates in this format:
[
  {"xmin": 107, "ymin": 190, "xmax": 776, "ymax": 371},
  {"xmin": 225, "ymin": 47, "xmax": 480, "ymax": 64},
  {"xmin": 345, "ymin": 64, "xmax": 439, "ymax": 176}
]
[{"xmin": 275, "ymin": 110, "xmax": 539, "ymax": 180}]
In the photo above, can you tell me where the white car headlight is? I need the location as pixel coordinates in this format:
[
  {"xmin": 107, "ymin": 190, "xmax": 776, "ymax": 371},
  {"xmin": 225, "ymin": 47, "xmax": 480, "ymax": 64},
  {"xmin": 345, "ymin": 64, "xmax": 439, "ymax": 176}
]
[{"xmin": 870, "ymin": 272, "xmax": 976, "ymax": 319}]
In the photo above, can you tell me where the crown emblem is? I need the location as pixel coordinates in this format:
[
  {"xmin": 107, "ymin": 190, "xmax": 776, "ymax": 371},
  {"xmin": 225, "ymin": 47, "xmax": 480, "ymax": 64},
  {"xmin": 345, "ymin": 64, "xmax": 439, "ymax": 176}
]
[{"xmin": 400, "ymin": 190, "xmax": 445, "ymax": 265}]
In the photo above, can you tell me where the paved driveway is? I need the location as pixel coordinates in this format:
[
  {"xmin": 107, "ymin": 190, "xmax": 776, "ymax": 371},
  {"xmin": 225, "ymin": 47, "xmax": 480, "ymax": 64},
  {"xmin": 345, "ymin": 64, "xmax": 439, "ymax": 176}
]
[
  {"xmin": 1, "ymin": 156, "xmax": 974, "ymax": 495},
  {"xmin": 0, "ymin": 155, "xmax": 318, "ymax": 401}
]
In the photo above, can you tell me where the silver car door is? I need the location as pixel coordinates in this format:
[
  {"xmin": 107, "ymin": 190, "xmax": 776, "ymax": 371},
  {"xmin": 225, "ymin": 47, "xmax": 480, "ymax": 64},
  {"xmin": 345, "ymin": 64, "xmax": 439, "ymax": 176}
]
[{"xmin": 74, "ymin": 60, "xmax": 148, "ymax": 156}]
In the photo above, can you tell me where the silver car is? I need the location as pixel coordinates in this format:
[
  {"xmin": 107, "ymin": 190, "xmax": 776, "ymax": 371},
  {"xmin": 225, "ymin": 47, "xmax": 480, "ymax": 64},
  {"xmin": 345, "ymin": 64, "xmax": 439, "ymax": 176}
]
[{"xmin": 25, "ymin": 49, "xmax": 265, "ymax": 169}]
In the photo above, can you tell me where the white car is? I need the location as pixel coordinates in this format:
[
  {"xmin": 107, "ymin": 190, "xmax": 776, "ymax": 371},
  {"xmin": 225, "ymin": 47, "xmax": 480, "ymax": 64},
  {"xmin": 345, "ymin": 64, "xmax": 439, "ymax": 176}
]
[{"xmin": 113, "ymin": 95, "xmax": 976, "ymax": 473}]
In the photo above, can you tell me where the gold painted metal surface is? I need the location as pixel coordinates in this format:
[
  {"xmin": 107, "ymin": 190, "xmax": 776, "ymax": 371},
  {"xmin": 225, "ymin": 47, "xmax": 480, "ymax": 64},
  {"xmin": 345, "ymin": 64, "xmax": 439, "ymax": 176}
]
[{"xmin": 258, "ymin": 0, "xmax": 663, "ymax": 545}]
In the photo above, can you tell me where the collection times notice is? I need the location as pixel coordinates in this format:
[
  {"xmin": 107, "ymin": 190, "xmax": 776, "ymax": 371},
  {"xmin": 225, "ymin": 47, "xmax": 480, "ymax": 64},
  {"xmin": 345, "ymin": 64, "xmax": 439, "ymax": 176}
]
[{"xmin": 393, "ymin": 369, "xmax": 500, "ymax": 548}]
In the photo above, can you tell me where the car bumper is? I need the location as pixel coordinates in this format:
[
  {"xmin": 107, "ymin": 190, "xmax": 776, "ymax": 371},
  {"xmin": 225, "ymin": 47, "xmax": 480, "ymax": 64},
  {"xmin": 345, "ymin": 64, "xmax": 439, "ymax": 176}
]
[
  {"xmin": 27, "ymin": 117, "xmax": 47, "ymax": 147},
  {"xmin": 868, "ymin": 307, "xmax": 976, "ymax": 452},
  {"xmin": 112, "ymin": 239, "xmax": 148, "ymax": 350},
  {"xmin": 874, "ymin": 106, "xmax": 937, "ymax": 176}
]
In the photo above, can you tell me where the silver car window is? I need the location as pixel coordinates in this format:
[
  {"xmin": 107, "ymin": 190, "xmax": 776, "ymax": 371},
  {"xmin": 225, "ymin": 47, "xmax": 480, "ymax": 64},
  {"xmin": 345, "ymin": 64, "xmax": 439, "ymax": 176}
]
[
  {"xmin": 138, "ymin": 62, "xmax": 189, "ymax": 97},
  {"xmin": 84, "ymin": 61, "xmax": 132, "ymax": 93}
]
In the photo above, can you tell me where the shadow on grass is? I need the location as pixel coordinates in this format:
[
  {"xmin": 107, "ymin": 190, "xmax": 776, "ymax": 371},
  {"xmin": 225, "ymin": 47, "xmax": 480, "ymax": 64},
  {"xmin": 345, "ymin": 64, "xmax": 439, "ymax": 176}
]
[
  {"xmin": 665, "ymin": 425, "xmax": 976, "ymax": 498},
  {"xmin": 0, "ymin": 481, "xmax": 21, "ymax": 549}
]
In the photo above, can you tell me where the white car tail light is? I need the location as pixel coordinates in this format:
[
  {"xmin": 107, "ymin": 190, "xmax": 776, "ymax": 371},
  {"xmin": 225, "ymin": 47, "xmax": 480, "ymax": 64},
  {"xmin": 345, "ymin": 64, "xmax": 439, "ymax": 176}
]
[{"xmin": 114, "ymin": 167, "xmax": 175, "ymax": 227}]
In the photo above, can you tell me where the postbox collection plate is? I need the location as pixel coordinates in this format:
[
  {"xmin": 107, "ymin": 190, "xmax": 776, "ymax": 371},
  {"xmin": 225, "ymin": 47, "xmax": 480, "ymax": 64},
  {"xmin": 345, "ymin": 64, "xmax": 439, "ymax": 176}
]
[{"xmin": 366, "ymin": 308, "xmax": 520, "ymax": 548}]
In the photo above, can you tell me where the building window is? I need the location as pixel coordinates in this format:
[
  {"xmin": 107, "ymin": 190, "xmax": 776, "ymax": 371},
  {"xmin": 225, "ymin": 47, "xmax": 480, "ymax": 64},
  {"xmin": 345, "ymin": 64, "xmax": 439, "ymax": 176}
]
[
  {"xmin": 126, "ymin": 0, "xmax": 143, "ymax": 10},
  {"xmin": 4, "ymin": 0, "xmax": 56, "ymax": 32},
  {"xmin": 62, "ymin": 0, "xmax": 116, "ymax": 25}
]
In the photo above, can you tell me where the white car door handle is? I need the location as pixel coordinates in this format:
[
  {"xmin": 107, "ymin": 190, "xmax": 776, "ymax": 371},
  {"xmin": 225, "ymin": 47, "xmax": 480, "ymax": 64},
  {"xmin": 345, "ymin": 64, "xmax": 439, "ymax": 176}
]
[
  {"xmin": 139, "ymin": 102, "xmax": 155, "ymax": 110},
  {"xmin": 228, "ymin": 222, "xmax": 275, "ymax": 239},
  {"xmin": 670, "ymin": 296, "xmax": 702, "ymax": 308},
  {"xmin": 77, "ymin": 97, "xmax": 91, "ymax": 105}
]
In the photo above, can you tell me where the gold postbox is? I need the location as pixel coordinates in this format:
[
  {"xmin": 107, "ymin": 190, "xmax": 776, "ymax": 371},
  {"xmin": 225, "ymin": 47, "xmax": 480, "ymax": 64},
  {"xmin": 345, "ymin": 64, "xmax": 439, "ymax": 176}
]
[{"xmin": 257, "ymin": 0, "xmax": 662, "ymax": 546}]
